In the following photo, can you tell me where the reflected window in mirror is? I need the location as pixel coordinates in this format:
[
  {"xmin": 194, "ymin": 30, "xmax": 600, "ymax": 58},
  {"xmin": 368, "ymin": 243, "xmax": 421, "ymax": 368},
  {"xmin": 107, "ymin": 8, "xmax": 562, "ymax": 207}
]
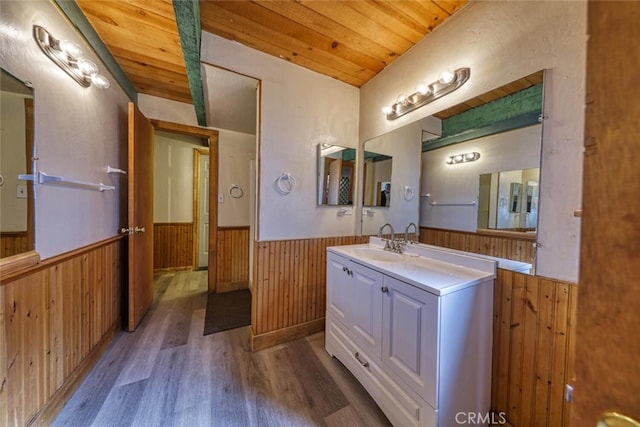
[
  {"xmin": 362, "ymin": 151, "xmax": 392, "ymax": 207},
  {"xmin": 1, "ymin": 68, "xmax": 35, "ymax": 258},
  {"xmin": 317, "ymin": 144, "xmax": 355, "ymax": 206},
  {"xmin": 477, "ymin": 168, "xmax": 539, "ymax": 233}
]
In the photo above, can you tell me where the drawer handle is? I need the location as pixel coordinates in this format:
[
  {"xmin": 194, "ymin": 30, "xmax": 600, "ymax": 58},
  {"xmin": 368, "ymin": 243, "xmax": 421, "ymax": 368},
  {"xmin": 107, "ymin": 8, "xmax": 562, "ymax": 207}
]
[
  {"xmin": 381, "ymin": 286, "xmax": 389, "ymax": 293},
  {"xmin": 354, "ymin": 352, "xmax": 369, "ymax": 368}
]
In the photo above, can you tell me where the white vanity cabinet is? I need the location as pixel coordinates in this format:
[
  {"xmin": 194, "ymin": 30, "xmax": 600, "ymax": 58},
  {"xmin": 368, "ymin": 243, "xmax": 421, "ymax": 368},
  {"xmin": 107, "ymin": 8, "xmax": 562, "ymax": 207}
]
[{"xmin": 325, "ymin": 243, "xmax": 495, "ymax": 427}]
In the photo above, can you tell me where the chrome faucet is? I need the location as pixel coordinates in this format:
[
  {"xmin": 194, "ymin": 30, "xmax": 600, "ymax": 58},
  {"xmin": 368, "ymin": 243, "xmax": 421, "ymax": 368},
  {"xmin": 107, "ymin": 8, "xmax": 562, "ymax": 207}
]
[
  {"xmin": 378, "ymin": 223, "xmax": 402, "ymax": 253},
  {"xmin": 404, "ymin": 222, "xmax": 418, "ymax": 244}
]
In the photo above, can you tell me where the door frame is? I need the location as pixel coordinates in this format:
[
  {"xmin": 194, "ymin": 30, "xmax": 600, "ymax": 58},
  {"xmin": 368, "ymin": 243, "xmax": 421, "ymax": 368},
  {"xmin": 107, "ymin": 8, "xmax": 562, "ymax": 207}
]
[
  {"xmin": 150, "ymin": 119, "xmax": 220, "ymax": 293},
  {"xmin": 193, "ymin": 147, "xmax": 209, "ymax": 270}
]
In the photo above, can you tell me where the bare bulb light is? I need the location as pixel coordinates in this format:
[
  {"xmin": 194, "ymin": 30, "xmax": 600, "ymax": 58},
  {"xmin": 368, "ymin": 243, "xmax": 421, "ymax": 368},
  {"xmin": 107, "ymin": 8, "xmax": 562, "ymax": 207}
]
[
  {"xmin": 58, "ymin": 40, "xmax": 82, "ymax": 58},
  {"xmin": 77, "ymin": 58, "xmax": 99, "ymax": 76},
  {"xmin": 438, "ymin": 70, "xmax": 455, "ymax": 85},
  {"xmin": 90, "ymin": 74, "xmax": 110, "ymax": 89},
  {"xmin": 382, "ymin": 105, "xmax": 393, "ymax": 115},
  {"xmin": 416, "ymin": 82, "xmax": 430, "ymax": 95}
]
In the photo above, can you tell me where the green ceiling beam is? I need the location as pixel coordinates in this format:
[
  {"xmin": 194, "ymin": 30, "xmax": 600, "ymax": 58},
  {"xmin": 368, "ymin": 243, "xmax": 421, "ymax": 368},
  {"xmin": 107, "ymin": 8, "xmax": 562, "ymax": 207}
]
[
  {"xmin": 54, "ymin": 0, "xmax": 137, "ymax": 102},
  {"xmin": 172, "ymin": 0, "xmax": 206, "ymax": 126}
]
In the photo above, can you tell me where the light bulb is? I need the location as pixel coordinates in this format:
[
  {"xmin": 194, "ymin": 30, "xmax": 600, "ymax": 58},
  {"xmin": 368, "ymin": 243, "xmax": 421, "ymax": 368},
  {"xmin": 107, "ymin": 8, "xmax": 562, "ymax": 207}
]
[
  {"xmin": 446, "ymin": 157, "xmax": 454, "ymax": 164},
  {"xmin": 416, "ymin": 82, "xmax": 430, "ymax": 95},
  {"xmin": 58, "ymin": 40, "xmax": 83, "ymax": 58},
  {"xmin": 438, "ymin": 70, "xmax": 455, "ymax": 85},
  {"xmin": 91, "ymin": 74, "xmax": 110, "ymax": 89},
  {"xmin": 454, "ymin": 155, "xmax": 463, "ymax": 163},
  {"xmin": 382, "ymin": 105, "xmax": 393, "ymax": 115},
  {"xmin": 465, "ymin": 152, "xmax": 476, "ymax": 160},
  {"xmin": 77, "ymin": 58, "xmax": 99, "ymax": 76},
  {"xmin": 396, "ymin": 93, "xmax": 407, "ymax": 104}
]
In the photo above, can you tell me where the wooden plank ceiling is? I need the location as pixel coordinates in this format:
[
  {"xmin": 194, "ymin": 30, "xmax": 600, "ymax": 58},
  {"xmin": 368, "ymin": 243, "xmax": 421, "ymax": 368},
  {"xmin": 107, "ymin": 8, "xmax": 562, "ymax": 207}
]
[{"xmin": 76, "ymin": 0, "xmax": 469, "ymax": 105}]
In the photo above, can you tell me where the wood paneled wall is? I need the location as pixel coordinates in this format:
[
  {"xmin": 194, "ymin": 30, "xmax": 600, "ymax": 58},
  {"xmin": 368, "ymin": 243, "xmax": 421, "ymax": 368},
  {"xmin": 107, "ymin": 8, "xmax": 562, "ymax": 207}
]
[
  {"xmin": 216, "ymin": 226, "xmax": 250, "ymax": 285},
  {"xmin": 0, "ymin": 237, "xmax": 123, "ymax": 426},
  {"xmin": 1, "ymin": 233, "xmax": 30, "ymax": 259},
  {"xmin": 251, "ymin": 235, "xmax": 369, "ymax": 349},
  {"xmin": 420, "ymin": 226, "xmax": 536, "ymax": 264},
  {"xmin": 153, "ymin": 222, "xmax": 193, "ymax": 270},
  {"xmin": 491, "ymin": 269, "xmax": 578, "ymax": 427}
]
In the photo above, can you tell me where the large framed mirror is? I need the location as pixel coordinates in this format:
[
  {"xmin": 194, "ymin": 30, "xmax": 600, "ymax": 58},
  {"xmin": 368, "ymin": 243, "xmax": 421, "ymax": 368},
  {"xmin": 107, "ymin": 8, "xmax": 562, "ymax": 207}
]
[
  {"xmin": 1, "ymin": 68, "xmax": 35, "ymax": 261},
  {"xmin": 360, "ymin": 71, "xmax": 544, "ymax": 271},
  {"xmin": 317, "ymin": 144, "xmax": 355, "ymax": 206}
]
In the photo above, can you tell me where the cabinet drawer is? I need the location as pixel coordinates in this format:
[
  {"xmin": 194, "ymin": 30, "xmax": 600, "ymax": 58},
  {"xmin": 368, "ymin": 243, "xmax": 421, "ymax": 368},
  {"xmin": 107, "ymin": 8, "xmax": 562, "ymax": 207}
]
[{"xmin": 326, "ymin": 316, "xmax": 436, "ymax": 427}]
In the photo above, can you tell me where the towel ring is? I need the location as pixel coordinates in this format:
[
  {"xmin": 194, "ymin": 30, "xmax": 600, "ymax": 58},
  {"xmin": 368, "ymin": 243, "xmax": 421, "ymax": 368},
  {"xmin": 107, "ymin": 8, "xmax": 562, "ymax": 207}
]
[
  {"xmin": 275, "ymin": 172, "xmax": 295, "ymax": 195},
  {"xmin": 229, "ymin": 184, "xmax": 244, "ymax": 199}
]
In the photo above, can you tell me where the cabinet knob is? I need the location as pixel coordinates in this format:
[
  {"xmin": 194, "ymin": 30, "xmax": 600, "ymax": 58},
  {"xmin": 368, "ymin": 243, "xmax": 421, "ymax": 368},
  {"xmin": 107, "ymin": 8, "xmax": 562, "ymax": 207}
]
[{"xmin": 381, "ymin": 286, "xmax": 389, "ymax": 293}]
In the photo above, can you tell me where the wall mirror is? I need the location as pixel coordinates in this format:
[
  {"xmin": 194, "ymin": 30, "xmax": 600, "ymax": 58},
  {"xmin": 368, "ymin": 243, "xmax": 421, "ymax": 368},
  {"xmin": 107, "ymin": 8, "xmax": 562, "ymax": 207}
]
[
  {"xmin": 1, "ymin": 68, "xmax": 35, "ymax": 259},
  {"xmin": 362, "ymin": 149, "xmax": 393, "ymax": 207},
  {"xmin": 317, "ymin": 144, "xmax": 355, "ymax": 206},
  {"xmin": 477, "ymin": 168, "xmax": 539, "ymax": 232}
]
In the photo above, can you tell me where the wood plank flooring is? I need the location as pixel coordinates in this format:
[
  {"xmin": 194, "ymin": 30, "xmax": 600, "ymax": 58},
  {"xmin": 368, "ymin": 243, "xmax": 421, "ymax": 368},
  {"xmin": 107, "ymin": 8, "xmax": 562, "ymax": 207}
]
[{"xmin": 53, "ymin": 271, "xmax": 390, "ymax": 427}]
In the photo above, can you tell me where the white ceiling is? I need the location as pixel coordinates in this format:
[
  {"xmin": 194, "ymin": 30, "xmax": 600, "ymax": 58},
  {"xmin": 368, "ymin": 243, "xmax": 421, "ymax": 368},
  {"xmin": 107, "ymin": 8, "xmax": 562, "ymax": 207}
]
[{"xmin": 202, "ymin": 64, "xmax": 258, "ymax": 135}]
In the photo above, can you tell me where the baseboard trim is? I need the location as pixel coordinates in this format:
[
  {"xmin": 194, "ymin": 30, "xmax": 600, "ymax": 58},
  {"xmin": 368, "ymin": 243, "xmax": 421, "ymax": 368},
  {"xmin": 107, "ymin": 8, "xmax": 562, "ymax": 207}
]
[
  {"xmin": 153, "ymin": 266, "xmax": 193, "ymax": 273},
  {"xmin": 218, "ymin": 280, "xmax": 249, "ymax": 293},
  {"xmin": 28, "ymin": 323, "xmax": 120, "ymax": 426},
  {"xmin": 250, "ymin": 318, "xmax": 325, "ymax": 351}
]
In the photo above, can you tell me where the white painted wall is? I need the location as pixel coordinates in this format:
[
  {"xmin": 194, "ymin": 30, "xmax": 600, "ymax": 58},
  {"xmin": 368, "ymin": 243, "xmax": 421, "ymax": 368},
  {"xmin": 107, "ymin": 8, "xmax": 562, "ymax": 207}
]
[
  {"xmin": 0, "ymin": 91, "xmax": 29, "ymax": 231},
  {"xmin": 420, "ymin": 125, "xmax": 542, "ymax": 232},
  {"xmin": 218, "ymin": 129, "xmax": 255, "ymax": 227},
  {"xmin": 153, "ymin": 131, "xmax": 202, "ymax": 223},
  {"xmin": 200, "ymin": 32, "xmax": 360, "ymax": 241},
  {"xmin": 361, "ymin": 1, "xmax": 587, "ymax": 282},
  {"xmin": 1, "ymin": 1, "xmax": 130, "ymax": 259}
]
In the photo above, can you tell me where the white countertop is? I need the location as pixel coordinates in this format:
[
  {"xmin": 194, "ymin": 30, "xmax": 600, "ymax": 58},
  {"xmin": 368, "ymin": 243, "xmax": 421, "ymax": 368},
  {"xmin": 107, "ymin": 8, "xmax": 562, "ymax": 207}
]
[{"xmin": 328, "ymin": 239, "xmax": 496, "ymax": 296}]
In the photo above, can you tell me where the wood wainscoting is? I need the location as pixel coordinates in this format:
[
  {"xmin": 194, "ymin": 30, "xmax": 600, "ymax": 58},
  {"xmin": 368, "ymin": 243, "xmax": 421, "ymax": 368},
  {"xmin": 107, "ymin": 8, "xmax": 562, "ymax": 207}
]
[
  {"xmin": 492, "ymin": 269, "xmax": 578, "ymax": 427},
  {"xmin": 250, "ymin": 235, "xmax": 369, "ymax": 350},
  {"xmin": 1, "ymin": 232, "xmax": 30, "ymax": 259},
  {"xmin": 216, "ymin": 226, "xmax": 250, "ymax": 292},
  {"xmin": 0, "ymin": 237, "xmax": 124, "ymax": 426},
  {"xmin": 153, "ymin": 222, "xmax": 194, "ymax": 270},
  {"xmin": 420, "ymin": 226, "xmax": 536, "ymax": 264}
]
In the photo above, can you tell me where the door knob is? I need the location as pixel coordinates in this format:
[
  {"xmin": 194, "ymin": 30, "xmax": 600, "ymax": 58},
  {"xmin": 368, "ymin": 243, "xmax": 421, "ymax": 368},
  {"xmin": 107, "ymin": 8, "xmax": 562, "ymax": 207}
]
[
  {"xmin": 134, "ymin": 226, "xmax": 145, "ymax": 233},
  {"xmin": 121, "ymin": 227, "xmax": 134, "ymax": 235}
]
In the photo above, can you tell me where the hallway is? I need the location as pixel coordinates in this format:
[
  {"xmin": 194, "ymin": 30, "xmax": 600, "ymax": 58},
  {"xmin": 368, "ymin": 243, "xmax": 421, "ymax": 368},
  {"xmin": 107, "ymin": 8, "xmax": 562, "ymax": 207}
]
[{"xmin": 53, "ymin": 271, "xmax": 390, "ymax": 426}]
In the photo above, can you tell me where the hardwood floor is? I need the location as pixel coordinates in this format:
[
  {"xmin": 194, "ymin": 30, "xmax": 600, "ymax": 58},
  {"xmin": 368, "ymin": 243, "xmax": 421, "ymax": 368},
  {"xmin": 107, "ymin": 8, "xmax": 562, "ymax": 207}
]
[{"xmin": 53, "ymin": 271, "xmax": 391, "ymax": 427}]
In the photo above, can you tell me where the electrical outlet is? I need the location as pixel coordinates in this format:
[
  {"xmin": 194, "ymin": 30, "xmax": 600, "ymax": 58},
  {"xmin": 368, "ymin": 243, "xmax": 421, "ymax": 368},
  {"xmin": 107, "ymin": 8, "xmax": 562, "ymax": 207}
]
[
  {"xmin": 16, "ymin": 185, "xmax": 27, "ymax": 199},
  {"xmin": 218, "ymin": 193, "xmax": 224, "ymax": 203}
]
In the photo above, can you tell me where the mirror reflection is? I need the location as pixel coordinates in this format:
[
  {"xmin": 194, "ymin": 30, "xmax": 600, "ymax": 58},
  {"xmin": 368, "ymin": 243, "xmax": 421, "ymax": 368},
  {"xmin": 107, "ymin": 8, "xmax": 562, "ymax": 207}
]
[
  {"xmin": 363, "ymin": 150, "xmax": 392, "ymax": 207},
  {"xmin": 0, "ymin": 68, "xmax": 34, "ymax": 258},
  {"xmin": 317, "ymin": 144, "xmax": 355, "ymax": 206},
  {"xmin": 477, "ymin": 168, "xmax": 539, "ymax": 232}
]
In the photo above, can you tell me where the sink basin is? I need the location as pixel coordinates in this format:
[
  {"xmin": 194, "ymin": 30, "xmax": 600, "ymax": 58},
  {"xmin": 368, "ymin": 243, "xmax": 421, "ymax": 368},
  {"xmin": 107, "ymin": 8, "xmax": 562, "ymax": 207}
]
[{"xmin": 350, "ymin": 247, "xmax": 403, "ymax": 263}]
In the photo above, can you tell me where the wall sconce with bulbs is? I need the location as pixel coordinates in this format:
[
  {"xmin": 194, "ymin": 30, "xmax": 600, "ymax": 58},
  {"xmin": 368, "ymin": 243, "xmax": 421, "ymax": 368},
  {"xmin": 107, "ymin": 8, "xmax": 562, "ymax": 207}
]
[
  {"xmin": 33, "ymin": 25, "xmax": 110, "ymax": 89},
  {"xmin": 446, "ymin": 152, "xmax": 480, "ymax": 165},
  {"xmin": 382, "ymin": 68, "xmax": 470, "ymax": 120}
]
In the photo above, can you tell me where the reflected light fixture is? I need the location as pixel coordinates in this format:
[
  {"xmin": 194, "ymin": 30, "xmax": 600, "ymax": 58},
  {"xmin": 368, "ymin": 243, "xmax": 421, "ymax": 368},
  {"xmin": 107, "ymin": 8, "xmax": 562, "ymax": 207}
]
[
  {"xmin": 446, "ymin": 151, "xmax": 480, "ymax": 165},
  {"xmin": 33, "ymin": 25, "xmax": 110, "ymax": 89},
  {"xmin": 382, "ymin": 67, "xmax": 470, "ymax": 120}
]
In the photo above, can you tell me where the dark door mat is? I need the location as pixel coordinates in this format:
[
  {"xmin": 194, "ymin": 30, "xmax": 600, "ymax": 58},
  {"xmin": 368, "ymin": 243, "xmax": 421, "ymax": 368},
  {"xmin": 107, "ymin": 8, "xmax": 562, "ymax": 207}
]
[{"xmin": 203, "ymin": 289, "xmax": 251, "ymax": 335}]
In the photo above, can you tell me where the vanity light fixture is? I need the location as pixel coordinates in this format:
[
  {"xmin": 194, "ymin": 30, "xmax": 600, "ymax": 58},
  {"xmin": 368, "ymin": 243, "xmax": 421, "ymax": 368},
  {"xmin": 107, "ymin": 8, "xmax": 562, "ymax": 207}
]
[
  {"xmin": 33, "ymin": 25, "xmax": 110, "ymax": 89},
  {"xmin": 446, "ymin": 151, "xmax": 480, "ymax": 165},
  {"xmin": 382, "ymin": 67, "xmax": 470, "ymax": 120}
]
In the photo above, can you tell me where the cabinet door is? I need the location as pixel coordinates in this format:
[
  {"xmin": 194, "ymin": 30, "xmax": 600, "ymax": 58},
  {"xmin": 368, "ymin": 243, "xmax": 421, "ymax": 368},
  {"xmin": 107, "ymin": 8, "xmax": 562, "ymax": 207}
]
[
  {"xmin": 326, "ymin": 252, "xmax": 353, "ymax": 327},
  {"xmin": 350, "ymin": 261, "xmax": 384, "ymax": 358},
  {"xmin": 382, "ymin": 275, "xmax": 439, "ymax": 408}
]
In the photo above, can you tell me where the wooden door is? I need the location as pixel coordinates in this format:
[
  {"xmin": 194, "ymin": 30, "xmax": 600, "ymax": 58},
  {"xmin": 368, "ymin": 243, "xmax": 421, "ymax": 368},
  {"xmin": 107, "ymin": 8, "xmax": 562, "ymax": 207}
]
[
  {"xmin": 571, "ymin": 2, "xmax": 640, "ymax": 424},
  {"xmin": 126, "ymin": 102, "xmax": 154, "ymax": 331}
]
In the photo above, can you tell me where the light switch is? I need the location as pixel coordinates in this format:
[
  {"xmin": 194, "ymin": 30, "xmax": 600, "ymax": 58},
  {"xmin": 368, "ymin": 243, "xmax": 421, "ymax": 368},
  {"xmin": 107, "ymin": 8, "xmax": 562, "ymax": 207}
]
[
  {"xmin": 16, "ymin": 185, "xmax": 27, "ymax": 199},
  {"xmin": 218, "ymin": 193, "xmax": 224, "ymax": 203}
]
